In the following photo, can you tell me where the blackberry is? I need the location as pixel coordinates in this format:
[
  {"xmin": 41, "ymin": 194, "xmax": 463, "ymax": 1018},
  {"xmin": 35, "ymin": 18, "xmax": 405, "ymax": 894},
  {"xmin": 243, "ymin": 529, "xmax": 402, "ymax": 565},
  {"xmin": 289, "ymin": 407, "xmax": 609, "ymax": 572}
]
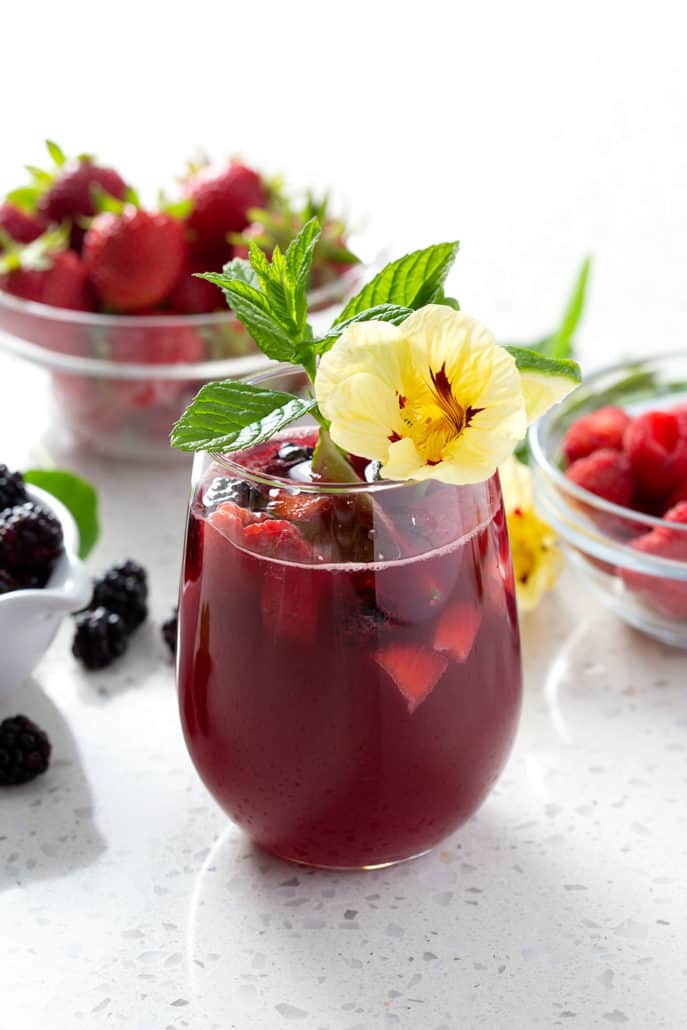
[
  {"xmin": 90, "ymin": 560, "xmax": 148, "ymax": 632},
  {"xmin": 0, "ymin": 570, "xmax": 18, "ymax": 594},
  {"xmin": 276, "ymin": 441, "xmax": 314, "ymax": 466},
  {"xmin": 0, "ymin": 502, "xmax": 63, "ymax": 586},
  {"xmin": 203, "ymin": 476, "xmax": 264, "ymax": 512},
  {"xmin": 162, "ymin": 608, "xmax": 178, "ymax": 656},
  {"xmin": 266, "ymin": 440, "xmax": 314, "ymax": 477},
  {"xmin": 0, "ymin": 464, "xmax": 28, "ymax": 514},
  {"xmin": 72, "ymin": 607, "xmax": 128, "ymax": 669},
  {"xmin": 365, "ymin": 459, "xmax": 383, "ymax": 483},
  {"xmin": 0, "ymin": 715, "xmax": 51, "ymax": 786}
]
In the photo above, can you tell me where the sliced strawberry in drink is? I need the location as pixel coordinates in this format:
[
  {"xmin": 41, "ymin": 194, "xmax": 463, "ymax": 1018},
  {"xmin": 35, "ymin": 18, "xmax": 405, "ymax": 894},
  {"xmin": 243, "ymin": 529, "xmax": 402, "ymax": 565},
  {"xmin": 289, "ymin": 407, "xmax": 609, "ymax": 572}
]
[
  {"xmin": 433, "ymin": 601, "xmax": 482, "ymax": 662},
  {"xmin": 209, "ymin": 499, "xmax": 265, "ymax": 540},
  {"xmin": 242, "ymin": 519, "xmax": 314, "ymax": 562},
  {"xmin": 373, "ymin": 643, "xmax": 448, "ymax": 713},
  {"xmin": 266, "ymin": 493, "xmax": 334, "ymax": 532},
  {"xmin": 261, "ymin": 564, "xmax": 322, "ymax": 645}
]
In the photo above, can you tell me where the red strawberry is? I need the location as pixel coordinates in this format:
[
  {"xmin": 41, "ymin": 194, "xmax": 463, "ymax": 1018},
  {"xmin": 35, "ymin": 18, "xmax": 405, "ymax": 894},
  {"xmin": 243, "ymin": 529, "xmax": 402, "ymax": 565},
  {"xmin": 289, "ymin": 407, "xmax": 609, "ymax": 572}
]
[
  {"xmin": 1, "ymin": 249, "xmax": 94, "ymax": 311},
  {"xmin": 83, "ymin": 208, "xmax": 187, "ymax": 312},
  {"xmin": 562, "ymin": 406, "xmax": 631, "ymax": 464},
  {"xmin": 374, "ymin": 643, "xmax": 448, "ymax": 713},
  {"xmin": 266, "ymin": 493, "xmax": 333, "ymax": 533},
  {"xmin": 433, "ymin": 601, "xmax": 482, "ymax": 661},
  {"xmin": 623, "ymin": 410, "xmax": 687, "ymax": 497},
  {"xmin": 39, "ymin": 158, "xmax": 127, "ymax": 250},
  {"xmin": 0, "ymin": 203, "xmax": 45, "ymax": 246},
  {"xmin": 209, "ymin": 500, "xmax": 266, "ymax": 539},
  {"xmin": 208, "ymin": 503, "xmax": 313, "ymax": 562},
  {"xmin": 621, "ymin": 501, "xmax": 687, "ymax": 619},
  {"xmin": 167, "ymin": 261, "xmax": 227, "ymax": 314},
  {"xmin": 183, "ymin": 161, "xmax": 266, "ymax": 256},
  {"xmin": 566, "ymin": 449, "xmax": 635, "ymax": 506}
]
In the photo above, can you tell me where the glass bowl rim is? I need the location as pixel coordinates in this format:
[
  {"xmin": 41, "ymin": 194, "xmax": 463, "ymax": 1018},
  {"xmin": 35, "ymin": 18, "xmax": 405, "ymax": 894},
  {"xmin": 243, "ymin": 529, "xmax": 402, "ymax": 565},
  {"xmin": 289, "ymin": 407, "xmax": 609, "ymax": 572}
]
[{"xmin": 0, "ymin": 262, "xmax": 365, "ymax": 381}]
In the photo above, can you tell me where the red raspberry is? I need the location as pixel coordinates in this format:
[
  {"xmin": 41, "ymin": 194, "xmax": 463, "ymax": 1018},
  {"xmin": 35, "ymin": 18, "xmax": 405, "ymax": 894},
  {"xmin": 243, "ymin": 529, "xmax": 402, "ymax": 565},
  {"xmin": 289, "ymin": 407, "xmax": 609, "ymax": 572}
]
[
  {"xmin": 562, "ymin": 406, "xmax": 631, "ymax": 464},
  {"xmin": 665, "ymin": 480, "xmax": 687, "ymax": 510},
  {"xmin": 566, "ymin": 449, "xmax": 635, "ymax": 507},
  {"xmin": 621, "ymin": 501, "xmax": 687, "ymax": 619},
  {"xmin": 623, "ymin": 410, "xmax": 687, "ymax": 497}
]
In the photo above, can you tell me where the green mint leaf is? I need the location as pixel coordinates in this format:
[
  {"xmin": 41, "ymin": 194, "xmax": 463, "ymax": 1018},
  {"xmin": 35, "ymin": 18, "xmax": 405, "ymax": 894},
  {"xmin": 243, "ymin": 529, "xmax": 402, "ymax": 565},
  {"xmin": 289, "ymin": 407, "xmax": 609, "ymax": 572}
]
[
  {"xmin": 334, "ymin": 241, "xmax": 460, "ymax": 325},
  {"xmin": 198, "ymin": 219, "xmax": 322, "ymax": 364},
  {"xmin": 198, "ymin": 273, "xmax": 296, "ymax": 361},
  {"xmin": 170, "ymin": 382, "xmax": 317, "ymax": 453},
  {"xmin": 428, "ymin": 286, "xmax": 460, "ymax": 310},
  {"xmin": 220, "ymin": 256, "xmax": 259, "ymax": 288},
  {"xmin": 45, "ymin": 140, "xmax": 66, "ymax": 167},
  {"xmin": 249, "ymin": 240, "xmax": 299, "ymax": 337},
  {"xmin": 23, "ymin": 468, "xmax": 99, "ymax": 559},
  {"xmin": 309, "ymin": 303, "xmax": 414, "ymax": 356},
  {"xmin": 285, "ymin": 216, "xmax": 321, "ymax": 329}
]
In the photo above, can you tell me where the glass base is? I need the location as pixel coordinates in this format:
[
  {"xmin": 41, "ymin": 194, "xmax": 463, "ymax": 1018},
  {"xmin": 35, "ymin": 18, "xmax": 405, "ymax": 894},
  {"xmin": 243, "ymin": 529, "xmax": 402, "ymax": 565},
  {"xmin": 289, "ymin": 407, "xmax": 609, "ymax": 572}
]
[{"xmin": 257, "ymin": 844, "xmax": 433, "ymax": 871}]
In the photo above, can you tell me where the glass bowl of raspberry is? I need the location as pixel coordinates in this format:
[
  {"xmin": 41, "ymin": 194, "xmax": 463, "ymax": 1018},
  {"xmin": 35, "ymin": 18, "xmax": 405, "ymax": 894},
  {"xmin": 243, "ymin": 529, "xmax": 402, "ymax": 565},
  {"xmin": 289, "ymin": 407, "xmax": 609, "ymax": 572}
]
[
  {"xmin": 0, "ymin": 262, "xmax": 369, "ymax": 462},
  {"xmin": 530, "ymin": 352, "xmax": 687, "ymax": 648}
]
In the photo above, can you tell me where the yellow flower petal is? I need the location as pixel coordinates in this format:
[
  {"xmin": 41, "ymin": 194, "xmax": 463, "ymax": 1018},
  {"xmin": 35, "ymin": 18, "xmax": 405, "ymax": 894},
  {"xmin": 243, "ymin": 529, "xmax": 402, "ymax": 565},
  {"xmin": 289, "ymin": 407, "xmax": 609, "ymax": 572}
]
[
  {"xmin": 316, "ymin": 372, "xmax": 402, "ymax": 462},
  {"xmin": 315, "ymin": 305, "xmax": 528, "ymax": 486},
  {"xmin": 499, "ymin": 456, "xmax": 564, "ymax": 611},
  {"xmin": 315, "ymin": 320, "xmax": 407, "ymax": 420}
]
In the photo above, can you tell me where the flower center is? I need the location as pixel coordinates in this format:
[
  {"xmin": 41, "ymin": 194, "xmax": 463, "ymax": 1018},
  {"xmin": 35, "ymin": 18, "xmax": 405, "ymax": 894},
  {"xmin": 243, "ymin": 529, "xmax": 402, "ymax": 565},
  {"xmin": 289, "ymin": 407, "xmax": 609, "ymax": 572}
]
[{"xmin": 395, "ymin": 362, "xmax": 482, "ymax": 465}]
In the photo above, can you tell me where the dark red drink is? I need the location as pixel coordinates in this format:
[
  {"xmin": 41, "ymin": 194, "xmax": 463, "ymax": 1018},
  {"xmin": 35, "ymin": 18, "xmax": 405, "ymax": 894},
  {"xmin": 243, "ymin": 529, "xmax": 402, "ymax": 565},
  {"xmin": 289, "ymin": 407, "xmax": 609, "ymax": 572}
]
[{"xmin": 178, "ymin": 431, "xmax": 522, "ymax": 868}]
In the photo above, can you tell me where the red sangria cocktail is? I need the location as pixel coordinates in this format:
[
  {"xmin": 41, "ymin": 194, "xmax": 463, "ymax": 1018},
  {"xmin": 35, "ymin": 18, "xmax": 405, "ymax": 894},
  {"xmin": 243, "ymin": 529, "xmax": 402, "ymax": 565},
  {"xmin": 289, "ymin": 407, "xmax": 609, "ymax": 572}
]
[
  {"xmin": 172, "ymin": 224, "xmax": 580, "ymax": 868},
  {"xmin": 179, "ymin": 422, "xmax": 522, "ymax": 868}
]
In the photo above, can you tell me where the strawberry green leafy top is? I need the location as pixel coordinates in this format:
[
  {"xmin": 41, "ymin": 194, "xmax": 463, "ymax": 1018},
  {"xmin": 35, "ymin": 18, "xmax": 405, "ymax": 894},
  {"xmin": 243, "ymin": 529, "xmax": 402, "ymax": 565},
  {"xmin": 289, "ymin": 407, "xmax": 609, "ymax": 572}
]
[{"xmin": 170, "ymin": 219, "xmax": 581, "ymax": 485}]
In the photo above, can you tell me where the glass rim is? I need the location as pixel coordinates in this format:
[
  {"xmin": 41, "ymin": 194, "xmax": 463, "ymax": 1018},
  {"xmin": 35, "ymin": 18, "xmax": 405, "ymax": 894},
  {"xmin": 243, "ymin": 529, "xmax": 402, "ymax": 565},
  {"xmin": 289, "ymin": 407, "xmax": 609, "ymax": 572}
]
[{"xmin": 208, "ymin": 363, "xmax": 499, "ymax": 496}]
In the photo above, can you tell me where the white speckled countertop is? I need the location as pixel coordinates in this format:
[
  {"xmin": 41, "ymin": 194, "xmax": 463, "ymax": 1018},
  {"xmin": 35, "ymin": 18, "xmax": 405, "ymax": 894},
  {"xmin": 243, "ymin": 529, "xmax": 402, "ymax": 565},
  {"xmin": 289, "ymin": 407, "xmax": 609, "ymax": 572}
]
[{"xmin": 1, "ymin": 355, "xmax": 686, "ymax": 1030}]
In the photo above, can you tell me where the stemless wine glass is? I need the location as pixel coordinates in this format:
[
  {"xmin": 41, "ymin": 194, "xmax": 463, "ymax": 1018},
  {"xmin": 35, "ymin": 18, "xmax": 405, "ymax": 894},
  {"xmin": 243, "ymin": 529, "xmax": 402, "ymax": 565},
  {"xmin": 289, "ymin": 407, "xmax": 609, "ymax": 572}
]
[{"xmin": 177, "ymin": 367, "xmax": 522, "ymax": 870}]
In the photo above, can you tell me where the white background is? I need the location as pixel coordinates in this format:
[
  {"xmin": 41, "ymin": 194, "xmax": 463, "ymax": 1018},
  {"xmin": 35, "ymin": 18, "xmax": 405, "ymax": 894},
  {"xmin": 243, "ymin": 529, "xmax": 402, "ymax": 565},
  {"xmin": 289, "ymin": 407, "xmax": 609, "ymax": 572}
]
[{"xmin": 2, "ymin": 0, "xmax": 687, "ymax": 370}]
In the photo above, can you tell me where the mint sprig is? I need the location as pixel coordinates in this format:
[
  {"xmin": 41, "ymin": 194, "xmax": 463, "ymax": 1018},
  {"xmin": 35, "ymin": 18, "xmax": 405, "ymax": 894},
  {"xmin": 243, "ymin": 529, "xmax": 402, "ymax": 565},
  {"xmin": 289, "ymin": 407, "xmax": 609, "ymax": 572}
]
[
  {"xmin": 197, "ymin": 218, "xmax": 321, "ymax": 369},
  {"xmin": 170, "ymin": 382, "xmax": 318, "ymax": 453},
  {"xmin": 173, "ymin": 222, "xmax": 465, "ymax": 455}
]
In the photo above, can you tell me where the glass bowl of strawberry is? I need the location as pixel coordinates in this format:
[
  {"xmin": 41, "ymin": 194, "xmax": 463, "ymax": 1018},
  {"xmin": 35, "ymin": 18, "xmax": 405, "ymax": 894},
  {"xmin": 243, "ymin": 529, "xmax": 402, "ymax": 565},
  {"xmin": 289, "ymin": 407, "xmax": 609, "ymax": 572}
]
[
  {"xmin": 0, "ymin": 145, "xmax": 369, "ymax": 460},
  {"xmin": 530, "ymin": 352, "xmax": 687, "ymax": 648}
]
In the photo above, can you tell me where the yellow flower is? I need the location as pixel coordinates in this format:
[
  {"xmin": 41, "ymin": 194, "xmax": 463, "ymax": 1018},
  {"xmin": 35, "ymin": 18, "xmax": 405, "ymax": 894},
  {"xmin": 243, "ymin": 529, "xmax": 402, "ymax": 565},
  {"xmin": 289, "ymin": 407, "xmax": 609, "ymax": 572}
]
[
  {"xmin": 315, "ymin": 305, "xmax": 528, "ymax": 485},
  {"xmin": 499, "ymin": 456, "xmax": 564, "ymax": 612}
]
